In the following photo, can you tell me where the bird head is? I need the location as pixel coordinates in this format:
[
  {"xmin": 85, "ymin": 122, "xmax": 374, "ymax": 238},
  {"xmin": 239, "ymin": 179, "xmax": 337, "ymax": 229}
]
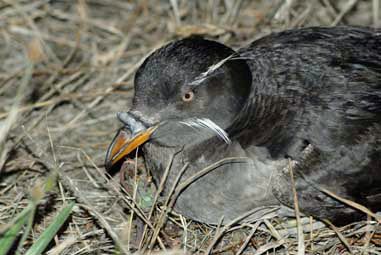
[{"xmin": 105, "ymin": 37, "xmax": 252, "ymax": 171}]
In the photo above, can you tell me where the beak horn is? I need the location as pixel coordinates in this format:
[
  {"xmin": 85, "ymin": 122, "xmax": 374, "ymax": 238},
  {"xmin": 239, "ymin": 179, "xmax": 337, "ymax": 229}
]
[{"xmin": 104, "ymin": 123, "xmax": 157, "ymax": 171}]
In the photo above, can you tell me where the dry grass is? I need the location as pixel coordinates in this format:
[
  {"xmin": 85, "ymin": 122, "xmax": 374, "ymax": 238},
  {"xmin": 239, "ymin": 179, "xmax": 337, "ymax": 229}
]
[{"xmin": 0, "ymin": 0, "xmax": 380, "ymax": 254}]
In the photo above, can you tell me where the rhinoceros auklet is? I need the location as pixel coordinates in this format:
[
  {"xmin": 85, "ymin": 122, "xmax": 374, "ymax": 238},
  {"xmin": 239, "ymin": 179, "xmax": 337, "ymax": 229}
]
[{"xmin": 105, "ymin": 26, "xmax": 381, "ymax": 225}]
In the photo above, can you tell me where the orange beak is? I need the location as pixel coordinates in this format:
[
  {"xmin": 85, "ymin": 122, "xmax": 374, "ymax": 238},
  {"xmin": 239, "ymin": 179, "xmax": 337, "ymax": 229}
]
[{"xmin": 104, "ymin": 126, "xmax": 158, "ymax": 171}]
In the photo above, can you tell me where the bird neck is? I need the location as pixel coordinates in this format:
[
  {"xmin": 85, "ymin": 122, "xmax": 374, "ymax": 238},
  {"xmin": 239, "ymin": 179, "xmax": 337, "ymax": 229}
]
[{"xmin": 227, "ymin": 91, "xmax": 294, "ymax": 154}]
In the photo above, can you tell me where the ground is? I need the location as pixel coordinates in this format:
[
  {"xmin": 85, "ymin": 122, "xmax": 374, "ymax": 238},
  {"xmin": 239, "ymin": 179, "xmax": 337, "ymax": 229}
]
[{"xmin": 0, "ymin": 0, "xmax": 380, "ymax": 254}]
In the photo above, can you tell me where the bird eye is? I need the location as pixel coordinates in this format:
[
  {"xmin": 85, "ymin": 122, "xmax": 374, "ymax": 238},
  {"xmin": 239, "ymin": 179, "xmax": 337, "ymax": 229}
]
[{"xmin": 182, "ymin": 91, "xmax": 194, "ymax": 102}]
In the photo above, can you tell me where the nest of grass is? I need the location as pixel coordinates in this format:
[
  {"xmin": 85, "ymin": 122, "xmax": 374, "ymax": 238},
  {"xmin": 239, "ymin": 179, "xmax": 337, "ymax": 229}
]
[{"xmin": 0, "ymin": 0, "xmax": 380, "ymax": 254}]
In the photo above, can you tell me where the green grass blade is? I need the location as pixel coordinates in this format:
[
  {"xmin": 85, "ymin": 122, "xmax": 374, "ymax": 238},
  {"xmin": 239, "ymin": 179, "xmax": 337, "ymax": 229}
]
[
  {"xmin": 24, "ymin": 202, "xmax": 75, "ymax": 255},
  {"xmin": 0, "ymin": 206, "xmax": 32, "ymax": 255}
]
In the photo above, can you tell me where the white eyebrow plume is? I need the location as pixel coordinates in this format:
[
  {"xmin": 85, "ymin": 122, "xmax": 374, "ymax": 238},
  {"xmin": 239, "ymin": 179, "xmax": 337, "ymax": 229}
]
[
  {"xmin": 189, "ymin": 54, "xmax": 235, "ymax": 86},
  {"xmin": 179, "ymin": 118, "xmax": 231, "ymax": 144}
]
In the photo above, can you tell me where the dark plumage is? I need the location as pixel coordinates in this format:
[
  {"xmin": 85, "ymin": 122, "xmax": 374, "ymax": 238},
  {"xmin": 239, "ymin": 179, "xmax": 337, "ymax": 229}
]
[{"xmin": 105, "ymin": 26, "xmax": 381, "ymax": 225}]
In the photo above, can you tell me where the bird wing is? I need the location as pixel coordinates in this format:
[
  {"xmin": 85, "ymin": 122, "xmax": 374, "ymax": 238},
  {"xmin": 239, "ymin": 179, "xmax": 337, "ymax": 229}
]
[
  {"xmin": 236, "ymin": 27, "xmax": 381, "ymax": 223},
  {"xmin": 234, "ymin": 26, "xmax": 381, "ymax": 157}
]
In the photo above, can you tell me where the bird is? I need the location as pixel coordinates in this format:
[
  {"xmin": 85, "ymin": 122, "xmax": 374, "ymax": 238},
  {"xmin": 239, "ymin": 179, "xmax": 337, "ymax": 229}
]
[{"xmin": 105, "ymin": 26, "xmax": 381, "ymax": 225}]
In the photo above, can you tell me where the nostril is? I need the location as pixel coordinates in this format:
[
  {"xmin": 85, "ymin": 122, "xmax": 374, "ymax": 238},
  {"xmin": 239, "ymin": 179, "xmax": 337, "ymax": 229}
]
[
  {"xmin": 128, "ymin": 110, "xmax": 159, "ymax": 126},
  {"xmin": 117, "ymin": 112, "xmax": 146, "ymax": 134}
]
